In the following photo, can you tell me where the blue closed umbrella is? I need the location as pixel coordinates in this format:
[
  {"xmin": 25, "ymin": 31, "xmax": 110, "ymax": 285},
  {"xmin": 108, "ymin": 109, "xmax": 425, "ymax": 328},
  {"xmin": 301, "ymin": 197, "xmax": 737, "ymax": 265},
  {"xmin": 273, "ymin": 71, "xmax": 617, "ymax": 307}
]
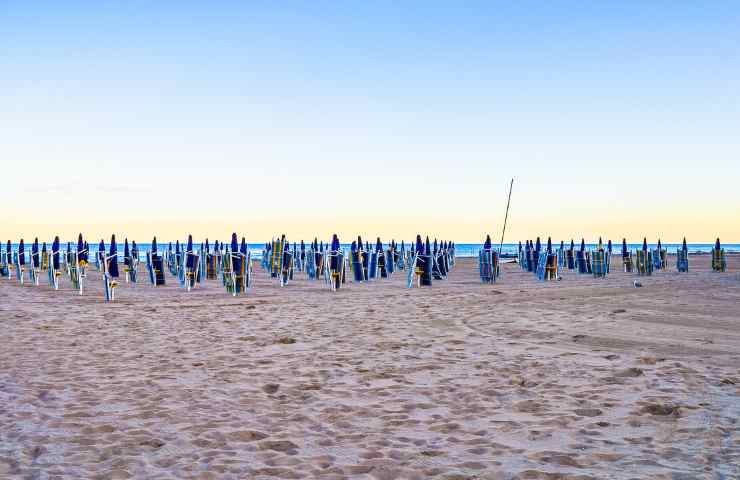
[
  {"xmin": 608, "ymin": 240, "xmax": 612, "ymax": 254},
  {"xmin": 124, "ymin": 239, "xmax": 130, "ymax": 266},
  {"xmin": 535, "ymin": 237, "xmax": 541, "ymax": 253},
  {"xmin": 642, "ymin": 238, "xmax": 648, "ymax": 251},
  {"xmin": 205, "ymin": 239, "xmax": 210, "ymax": 253},
  {"xmin": 18, "ymin": 239, "xmax": 25, "ymax": 265},
  {"xmin": 240, "ymin": 237, "xmax": 247, "ymax": 255},
  {"xmin": 77, "ymin": 234, "xmax": 86, "ymax": 262},
  {"xmin": 484, "ymin": 235, "xmax": 492, "ymax": 250},
  {"xmin": 152, "ymin": 237, "xmax": 158, "ymax": 253},
  {"xmin": 186, "ymin": 235, "xmax": 195, "ymax": 269},
  {"xmin": 32, "ymin": 238, "xmax": 39, "ymax": 268},
  {"xmin": 657, "ymin": 239, "xmax": 662, "ymax": 251},
  {"xmin": 42, "ymin": 242, "xmax": 47, "ymax": 256},
  {"xmin": 425, "ymin": 236, "xmax": 431, "ymax": 255},
  {"xmin": 176, "ymin": 240, "xmax": 180, "ymax": 255},
  {"xmin": 580, "ymin": 239, "xmax": 586, "ymax": 252},
  {"xmin": 52, "ymin": 236, "xmax": 60, "ymax": 270},
  {"xmin": 231, "ymin": 233, "xmax": 242, "ymax": 273},
  {"xmin": 132, "ymin": 241, "xmax": 138, "ymax": 259},
  {"xmin": 376, "ymin": 238, "xmax": 383, "ymax": 252},
  {"xmin": 547, "ymin": 237, "xmax": 552, "ymax": 254},
  {"xmin": 570, "ymin": 239, "xmax": 575, "ymax": 251},
  {"xmin": 682, "ymin": 237, "xmax": 687, "ymax": 252},
  {"xmin": 622, "ymin": 239, "xmax": 628, "ymax": 257},
  {"xmin": 332, "ymin": 234, "xmax": 340, "ymax": 251},
  {"xmin": 415, "ymin": 235, "xmax": 423, "ymax": 254},
  {"xmin": 109, "ymin": 235, "xmax": 119, "ymax": 277},
  {"xmin": 99, "ymin": 239, "xmax": 105, "ymax": 254},
  {"xmin": 715, "ymin": 238, "xmax": 721, "ymax": 250}
]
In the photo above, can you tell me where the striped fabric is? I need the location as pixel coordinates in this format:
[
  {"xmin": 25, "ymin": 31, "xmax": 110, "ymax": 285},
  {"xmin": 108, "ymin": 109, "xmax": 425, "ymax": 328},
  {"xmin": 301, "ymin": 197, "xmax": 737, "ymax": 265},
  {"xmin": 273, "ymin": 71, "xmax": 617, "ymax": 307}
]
[
  {"xmin": 270, "ymin": 239, "xmax": 284, "ymax": 278},
  {"xmin": 536, "ymin": 253, "xmax": 558, "ymax": 281},
  {"xmin": 712, "ymin": 248, "xmax": 727, "ymax": 272},
  {"xmin": 652, "ymin": 249, "xmax": 668, "ymax": 270},
  {"xmin": 576, "ymin": 251, "xmax": 588, "ymax": 274},
  {"xmin": 635, "ymin": 250, "xmax": 653, "ymax": 276},
  {"xmin": 591, "ymin": 250, "xmax": 609, "ymax": 278},
  {"xmin": 479, "ymin": 249, "xmax": 499, "ymax": 284},
  {"xmin": 676, "ymin": 249, "xmax": 689, "ymax": 272}
]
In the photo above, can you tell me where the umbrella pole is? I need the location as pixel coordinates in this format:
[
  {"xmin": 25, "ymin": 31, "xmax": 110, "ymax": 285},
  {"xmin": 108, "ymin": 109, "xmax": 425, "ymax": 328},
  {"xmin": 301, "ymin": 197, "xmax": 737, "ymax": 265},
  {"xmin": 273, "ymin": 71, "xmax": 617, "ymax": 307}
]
[{"xmin": 499, "ymin": 178, "xmax": 514, "ymax": 256}]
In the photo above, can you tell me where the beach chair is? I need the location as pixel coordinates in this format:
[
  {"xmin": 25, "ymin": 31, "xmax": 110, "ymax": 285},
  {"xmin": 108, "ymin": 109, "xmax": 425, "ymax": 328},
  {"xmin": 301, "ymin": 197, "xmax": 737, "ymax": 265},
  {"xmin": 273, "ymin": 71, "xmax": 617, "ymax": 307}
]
[
  {"xmin": 479, "ymin": 249, "xmax": 500, "ymax": 284},
  {"xmin": 270, "ymin": 237, "xmax": 284, "ymax": 279},
  {"xmin": 652, "ymin": 248, "xmax": 667, "ymax": 271},
  {"xmin": 48, "ymin": 241, "xmax": 62, "ymax": 290},
  {"xmin": 68, "ymin": 250, "xmax": 84, "ymax": 294},
  {"xmin": 102, "ymin": 254, "xmax": 118, "ymax": 302},
  {"xmin": 634, "ymin": 250, "xmax": 653, "ymax": 276},
  {"xmin": 535, "ymin": 252, "xmax": 558, "ymax": 281},
  {"xmin": 224, "ymin": 250, "xmax": 251, "ymax": 296},
  {"xmin": 676, "ymin": 249, "xmax": 689, "ymax": 272},
  {"xmin": 324, "ymin": 236, "xmax": 344, "ymax": 291},
  {"xmin": 712, "ymin": 248, "xmax": 727, "ymax": 272},
  {"xmin": 591, "ymin": 250, "xmax": 609, "ymax": 278},
  {"xmin": 576, "ymin": 250, "xmax": 588, "ymax": 274},
  {"xmin": 406, "ymin": 252, "xmax": 421, "ymax": 288},
  {"xmin": 0, "ymin": 249, "xmax": 9, "ymax": 279},
  {"xmin": 146, "ymin": 251, "xmax": 166, "ymax": 286},
  {"xmin": 29, "ymin": 251, "xmax": 40, "ymax": 286},
  {"xmin": 557, "ymin": 247, "xmax": 566, "ymax": 273}
]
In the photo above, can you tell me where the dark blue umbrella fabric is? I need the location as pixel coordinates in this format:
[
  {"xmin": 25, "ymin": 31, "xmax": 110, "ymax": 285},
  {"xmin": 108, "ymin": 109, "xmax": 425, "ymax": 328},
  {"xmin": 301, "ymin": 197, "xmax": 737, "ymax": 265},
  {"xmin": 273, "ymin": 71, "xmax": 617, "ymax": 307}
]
[
  {"xmin": 52, "ymin": 236, "xmax": 60, "ymax": 269},
  {"xmin": 152, "ymin": 237, "xmax": 158, "ymax": 253},
  {"xmin": 547, "ymin": 237, "xmax": 552, "ymax": 254},
  {"xmin": 484, "ymin": 235, "xmax": 491, "ymax": 250},
  {"xmin": 415, "ymin": 235, "xmax": 423, "ymax": 254},
  {"xmin": 332, "ymin": 235, "xmax": 340, "ymax": 251},
  {"xmin": 682, "ymin": 238, "xmax": 687, "ymax": 251},
  {"xmin": 18, "ymin": 239, "xmax": 25, "ymax": 265},
  {"xmin": 109, "ymin": 235, "xmax": 119, "ymax": 277}
]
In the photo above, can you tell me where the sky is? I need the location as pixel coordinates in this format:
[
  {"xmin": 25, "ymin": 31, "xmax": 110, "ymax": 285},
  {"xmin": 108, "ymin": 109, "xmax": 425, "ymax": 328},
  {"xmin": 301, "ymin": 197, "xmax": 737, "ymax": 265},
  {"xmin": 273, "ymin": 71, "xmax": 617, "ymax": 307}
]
[{"xmin": 2, "ymin": 1, "xmax": 738, "ymax": 243}]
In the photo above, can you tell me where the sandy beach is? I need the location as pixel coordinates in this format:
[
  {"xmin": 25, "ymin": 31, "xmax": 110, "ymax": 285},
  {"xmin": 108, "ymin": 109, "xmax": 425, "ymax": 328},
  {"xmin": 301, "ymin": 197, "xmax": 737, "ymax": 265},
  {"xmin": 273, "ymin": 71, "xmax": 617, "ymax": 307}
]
[{"xmin": 1, "ymin": 255, "xmax": 738, "ymax": 479}]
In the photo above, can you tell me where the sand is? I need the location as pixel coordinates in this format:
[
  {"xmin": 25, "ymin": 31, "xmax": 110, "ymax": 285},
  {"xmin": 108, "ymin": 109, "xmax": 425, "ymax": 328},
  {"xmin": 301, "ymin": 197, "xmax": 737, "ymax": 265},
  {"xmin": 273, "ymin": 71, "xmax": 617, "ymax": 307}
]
[{"xmin": 1, "ymin": 254, "xmax": 739, "ymax": 479}]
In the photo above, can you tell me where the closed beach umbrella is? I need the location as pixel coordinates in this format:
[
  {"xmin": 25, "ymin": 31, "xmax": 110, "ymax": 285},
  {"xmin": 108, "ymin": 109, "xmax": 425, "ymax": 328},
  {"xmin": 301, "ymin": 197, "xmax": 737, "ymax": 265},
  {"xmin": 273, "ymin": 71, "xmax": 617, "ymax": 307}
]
[
  {"xmin": 42, "ymin": 242, "xmax": 47, "ymax": 256},
  {"xmin": 484, "ymin": 235, "xmax": 492, "ymax": 250},
  {"xmin": 416, "ymin": 235, "xmax": 423, "ymax": 255},
  {"xmin": 18, "ymin": 239, "xmax": 25, "ymax": 265},
  {"xmin": 425, "ymin": 236, "xmax": 431, "ymax": 255},
  {"xmin": 642, "ymin": 238, "xmax": 648, "ymax": 251},
  {"xmin": 682, "ymin": 237, "xmax": 687, "ymax": 251},
  {"xmin": 401, "ymin": 240, "xmax": 405, "ymax": 252},
  {"xmin": 176, "ymin": 240, "xmax": 180, "ymax": 255},
  {"xmin": 580, "ymin": 239, "xmax": 585, "ymax": 252},
  {"xmin": 332, "ymin": 234, "xmax": 340, "ymax": 251},
  {"xmin": 205, "ymin": 239, "xmax": 210, "ymax": 253},
  {"xmin": 518, "ymin": 241, "xmax": 522, "ymax": 253},
  {"xmin": 186, "ymin": 235, "xmax": 196, "ymax": 269},
  {"xmin": 109, "ymin": 235, "xmax": 119, "ymax": 277},
  {"xmin": 608, "ymin": 240, "xmax": 612, "ymax": 254},
  {"xmin": 6, "ymin": 241, "xmax": 10, "ymax": 259},
  {"xmin": 535, "ymin": 237, "xmax": 541, "ymax": 253},
  {"xmin": 124, "ymin": 239, "xmax": 130, "ymax": 266},
  {"xmin": 152, "ymin": 237, "xmax": 158, "ymax": 253},
  {"xmin": 657, "ymin": 239, "xmax": 662, "ymax": 251},
  {"xmin": 32, "ymin": 238, "xmax": 39, "ymax": 268},
  {"xmin": 168, "ymin": 242, "xmax": 172, "ymax": 253},
  {"xmin": 560, "ymin": 240, "xmax": 565, "ymax": 250},
  {"xmin": 622, "ymin": 239, "xmax": 628, "ymax": 257},
  {"xmin": 52, "ymin": 236, "xmax": 60, "ymax": 270},
  {"xmin": 300, "ymin": 240, "xmax": 305, "ymax": 252},
  {"xmin": 240, "ymin": 237, "xmax": 248, "ymax": 255},
  {"xmin": 319, "ymin": 241, "xmax": 324, "ymax": 252},
  {"xmin": 547, "ymin": 237, "xmax": 552, "ymax": 254},
  {"xmin": 376, "ymin": 237, "xmax": 382, "ymax": 252},
  {"xmin": 99, "ymin": 239, "xmax": 105, "ymax": 255},
  {"xmin": 230, "ymin": 233, "xmax": 238, "ymax": 252},
  {"xmin": 132, "ymin": 241, "xmax": 138, "ymax": 259},
  {"xmin": 77, "ymin": 234, "xmax": 85, "ymax": 261},
  {"xmin": 570, "ymin": 239, "xmax": 575, "ymax": 251},
  {"xmin": 598, "ymin": 237, "xmax": 603, "ymax": 250},
  {"xmin": 715, "ymin": 238, "xmax": 721, "ymax": 250}
]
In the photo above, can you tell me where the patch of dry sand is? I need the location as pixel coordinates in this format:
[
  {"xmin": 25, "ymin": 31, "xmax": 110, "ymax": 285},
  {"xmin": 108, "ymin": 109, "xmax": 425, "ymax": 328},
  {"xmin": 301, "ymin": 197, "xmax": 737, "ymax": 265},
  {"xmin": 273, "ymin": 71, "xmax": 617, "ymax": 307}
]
[{"xmin": 1, "ymin": 254, "xmax": 739, "ymax": 479}]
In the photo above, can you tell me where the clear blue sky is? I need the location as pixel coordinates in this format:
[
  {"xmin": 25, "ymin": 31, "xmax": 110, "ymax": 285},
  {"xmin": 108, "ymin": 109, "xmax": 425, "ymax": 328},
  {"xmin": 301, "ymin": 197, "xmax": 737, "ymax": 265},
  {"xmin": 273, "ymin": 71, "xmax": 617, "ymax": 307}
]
[{"xmin": 2, "ymin": 2, "xmax": 738, "ymax": 241}]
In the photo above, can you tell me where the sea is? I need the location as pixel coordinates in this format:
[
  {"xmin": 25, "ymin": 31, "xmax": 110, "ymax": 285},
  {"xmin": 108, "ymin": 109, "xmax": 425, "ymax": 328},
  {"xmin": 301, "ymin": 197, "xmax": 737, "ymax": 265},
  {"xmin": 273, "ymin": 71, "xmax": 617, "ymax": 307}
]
[{"xmin": 4, "ymin": 242, "xmax": 738, "ymax": 261}]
